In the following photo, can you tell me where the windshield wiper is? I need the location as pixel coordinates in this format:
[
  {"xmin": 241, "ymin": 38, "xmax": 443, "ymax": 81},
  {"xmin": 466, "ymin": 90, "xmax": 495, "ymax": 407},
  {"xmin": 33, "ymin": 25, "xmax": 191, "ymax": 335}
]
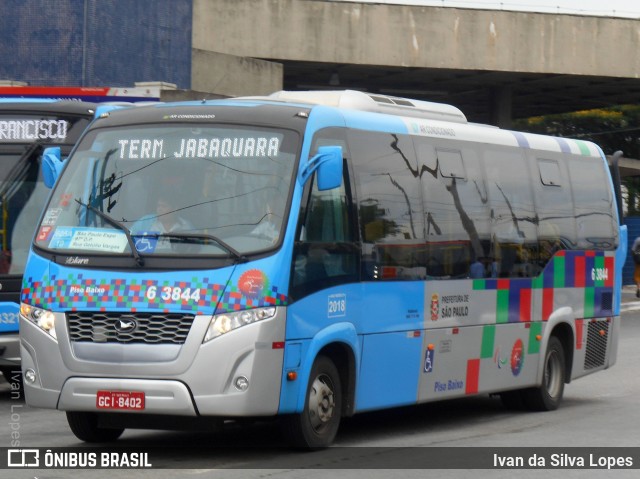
[
  {"xmin": 155, "ymin": 232, "xmax": 247, "ymax": 263},
  {"xmin": 74, "ymin": 198, "xmax": 144, "ymax": 267}
]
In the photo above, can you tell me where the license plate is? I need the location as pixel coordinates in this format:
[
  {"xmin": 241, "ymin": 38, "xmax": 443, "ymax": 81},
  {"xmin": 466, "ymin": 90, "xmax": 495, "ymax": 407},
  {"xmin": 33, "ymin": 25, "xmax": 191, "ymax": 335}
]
[{"xmin": 96, "ymin": 390, "xmax": 145, "ymax": 410}]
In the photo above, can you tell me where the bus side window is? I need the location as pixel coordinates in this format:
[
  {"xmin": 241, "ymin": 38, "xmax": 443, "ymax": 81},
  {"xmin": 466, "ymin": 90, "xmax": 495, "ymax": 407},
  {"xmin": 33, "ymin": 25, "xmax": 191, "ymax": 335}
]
[
  {"xmin": 532, "ymin": 155, "xmax": 577, "ymax": 270},
  {"xmin": 416, "ymin": 139, "xmax": 489, "ymax": 279},
  {"xmin": 291, "ymin": 169, "xmax": 358, "ymax": 299},
  {"xmin": 567, "ymin": 156, "xmax": 618, "ymax": 250},
  {"xmin": 484, "ymin": 148, "xmax": 538, "ymax": 278},
  {"xmin": 350, "ymin": 131, "xmax": 425, "ymax": 281},
  {"xmin": 289, "ymin": 128, "xmax": 360, "ymax": 301}
]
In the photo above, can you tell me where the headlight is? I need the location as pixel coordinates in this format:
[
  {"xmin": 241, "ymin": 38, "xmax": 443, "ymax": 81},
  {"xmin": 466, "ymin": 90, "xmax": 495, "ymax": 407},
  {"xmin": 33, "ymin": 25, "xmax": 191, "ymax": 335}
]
[
  {"xmin": 203, "ymin": 307, "xmax": 277, "ymax": 342},
  {"xmin": 20, "ymin": 303, "xmax": 57, "ymax": 340}
]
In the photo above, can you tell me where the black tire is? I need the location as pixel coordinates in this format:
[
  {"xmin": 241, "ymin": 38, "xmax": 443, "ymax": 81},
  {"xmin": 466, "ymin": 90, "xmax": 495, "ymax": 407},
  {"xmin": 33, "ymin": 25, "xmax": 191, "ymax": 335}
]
[
  {"xmin": 521, "ymin": 336, "xmax": 566, "ymax": 411},
  {"xmin": 281, "ymin": 355, "xmax": 342, "ymax": 449},
  {"xmin": 66, "ymin": 412, "xmax": 125, "ymax": 443}
]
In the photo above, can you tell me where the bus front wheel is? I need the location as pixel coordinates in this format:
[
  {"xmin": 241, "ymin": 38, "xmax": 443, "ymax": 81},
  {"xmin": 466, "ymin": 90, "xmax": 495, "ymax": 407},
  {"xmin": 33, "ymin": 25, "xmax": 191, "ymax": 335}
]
[
  {"xmin": 281, "ymin": 355, "xmax": 342, "ymax": 449},
  {"xmin": 521, "ymin": 336, "xmax": 566, "ymax": 411},
  {"xmin": 66, "ymin": 412, "xmax": 125, "ymax": 443}
]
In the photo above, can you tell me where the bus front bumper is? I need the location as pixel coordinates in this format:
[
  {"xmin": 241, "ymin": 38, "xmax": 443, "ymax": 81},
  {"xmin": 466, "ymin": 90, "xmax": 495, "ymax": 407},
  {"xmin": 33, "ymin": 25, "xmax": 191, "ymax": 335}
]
[{"xmin": 19, "ymin": 310, "xmax": 286, "ymax": 418}]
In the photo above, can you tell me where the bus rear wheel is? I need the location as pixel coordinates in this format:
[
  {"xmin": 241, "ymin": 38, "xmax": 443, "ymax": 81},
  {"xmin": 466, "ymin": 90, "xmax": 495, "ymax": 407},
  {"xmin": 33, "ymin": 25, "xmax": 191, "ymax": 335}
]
[
  {"xmin": 281, "ymin": 355, "xmax": 342, "ymax": 449},
  {"xmin": 66, "ymin": 412, "xmax": 125, "ymax": 443},
  {"xmin": 521, "ymin": 336, "xmax": 566, "ymax": 411}
]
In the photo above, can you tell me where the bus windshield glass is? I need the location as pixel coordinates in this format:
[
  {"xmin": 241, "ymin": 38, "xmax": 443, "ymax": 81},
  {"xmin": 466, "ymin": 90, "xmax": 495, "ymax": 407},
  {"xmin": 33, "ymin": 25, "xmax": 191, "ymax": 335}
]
[
  {"xmin": 0, "ymin": 149, "xmax": 53, "ymax": 274},
  {"xmin": 34, "ymin": 124, "xmax": 299, "ymax": 257},
  {"xmin": 0, "ymin": 111, "xmax": 92, "ymax": 276}
]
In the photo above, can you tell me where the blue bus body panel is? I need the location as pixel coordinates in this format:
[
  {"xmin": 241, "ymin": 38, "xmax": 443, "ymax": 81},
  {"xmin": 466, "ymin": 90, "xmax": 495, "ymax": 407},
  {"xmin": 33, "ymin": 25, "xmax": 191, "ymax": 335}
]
[
  {"xmin": 0, "ymin": 99, "xmax": 58, "ymax": 104},
  {"xmin": 279, "ymin": 320, "xmax": 361, "ymax": 413},
  {"xmin": 277, "ymin": 106, "xmax": 425, "ymax": 413},
  {"xmin": 357, "ymin": 329, "xmax": 423, "ymax": 410},
  {"xmin": 0, "ymin": 303, "xmax": 19, "ymax": 333},
  {"xmin": 280, "ymin": 282, "xmax": 424, "ymax": 413}
]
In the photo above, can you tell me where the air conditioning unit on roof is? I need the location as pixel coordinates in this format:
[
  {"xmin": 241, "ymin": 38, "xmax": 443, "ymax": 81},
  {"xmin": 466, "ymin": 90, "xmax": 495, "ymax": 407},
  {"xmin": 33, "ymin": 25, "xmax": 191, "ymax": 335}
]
[{"xmin": 266, "ymin": 89, "xmax": 467, "ymax": 124}]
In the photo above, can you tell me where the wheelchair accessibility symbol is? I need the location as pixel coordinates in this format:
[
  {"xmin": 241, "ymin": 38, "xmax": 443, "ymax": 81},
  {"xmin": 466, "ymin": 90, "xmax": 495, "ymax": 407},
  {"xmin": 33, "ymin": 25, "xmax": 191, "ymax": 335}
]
[
  {"xmin": 424, "ymin": 348, "xmax": 434, "ymax": 373},
  {"xmin": 133, "ymin": 233, "xmax": 158, "ymax": 253}
]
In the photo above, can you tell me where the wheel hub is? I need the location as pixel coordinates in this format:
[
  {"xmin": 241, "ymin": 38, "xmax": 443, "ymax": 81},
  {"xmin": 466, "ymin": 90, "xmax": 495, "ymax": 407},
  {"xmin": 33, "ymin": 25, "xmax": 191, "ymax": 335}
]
[{"xmin": 308, "ymin": 374, "xmax": 335, "ymax": 430}]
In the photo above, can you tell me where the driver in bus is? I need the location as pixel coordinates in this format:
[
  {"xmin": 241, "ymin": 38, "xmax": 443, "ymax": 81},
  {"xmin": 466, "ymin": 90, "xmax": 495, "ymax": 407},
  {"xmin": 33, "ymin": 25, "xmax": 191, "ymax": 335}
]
[
  {"xmin": 250, "ymin": 202, "xmax": 279, "ymax": 243},
  {"xmin": 131, "ymin": 192, "xmax": 194, "ymax": 252}
]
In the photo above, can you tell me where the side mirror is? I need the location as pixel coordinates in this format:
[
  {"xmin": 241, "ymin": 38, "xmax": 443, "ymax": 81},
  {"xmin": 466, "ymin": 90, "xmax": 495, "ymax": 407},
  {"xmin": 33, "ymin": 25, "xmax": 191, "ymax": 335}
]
[
  {"xmin": 42, "ymin": 147, "xmax": 65, "ymax": 188},
  {"xmin": 300, "ymin": 146, "xmax": 343, "ymax": 191}
]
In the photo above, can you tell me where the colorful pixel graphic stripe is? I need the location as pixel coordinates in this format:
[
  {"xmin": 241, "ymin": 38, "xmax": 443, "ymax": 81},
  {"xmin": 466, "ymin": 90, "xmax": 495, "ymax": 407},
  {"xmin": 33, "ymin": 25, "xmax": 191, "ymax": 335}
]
[
  {"xmin": 472, "ymin": 251, "xmax": 614, "ymax": 323},
  {"xmin": 21, "ymin": 274, "xmax": 288, "ymax": 314},
  {"xmin": 464, "ymin": 251, "xmax": 613, "ymax": 396}
]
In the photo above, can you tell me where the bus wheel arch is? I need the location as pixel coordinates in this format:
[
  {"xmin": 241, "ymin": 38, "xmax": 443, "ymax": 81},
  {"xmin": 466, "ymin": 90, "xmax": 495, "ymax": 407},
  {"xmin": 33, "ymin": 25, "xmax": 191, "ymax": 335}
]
[
  {"xmin": 281, "ymin": 354, "xmax": 342, "ymax": 448},
  {"xmin": 317, "ymin": 342, "xmax": 357, "ymax": 418},
  {"xmin": 521, "ymin": 332, "xmax": 568, "ymax": 411},
  {"xmin": 549, "ymin": 322, "xmax": 574, "ymax": 385},
  {"xmin": 281, "ymin": 341, "xmax": 357, "ymax": 448}
]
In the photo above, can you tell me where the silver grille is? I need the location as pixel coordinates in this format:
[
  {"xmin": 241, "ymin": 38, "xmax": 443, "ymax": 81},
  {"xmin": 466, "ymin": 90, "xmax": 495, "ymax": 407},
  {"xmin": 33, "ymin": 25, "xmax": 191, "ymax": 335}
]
[
  {"xmin": 67, "ymin": 311, "xmax": 195, "ymax": 344},
  {"xmin": 584, "ymin": 320, "xmax": 609, "ymax": 370}
]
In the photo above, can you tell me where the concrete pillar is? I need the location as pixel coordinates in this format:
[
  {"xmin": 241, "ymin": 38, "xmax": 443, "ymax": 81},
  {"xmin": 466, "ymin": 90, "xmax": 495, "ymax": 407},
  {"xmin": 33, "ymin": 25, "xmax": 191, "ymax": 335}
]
[{"xmin": 489, "ymin": 85, "xmax": 513, "ymax": 129}]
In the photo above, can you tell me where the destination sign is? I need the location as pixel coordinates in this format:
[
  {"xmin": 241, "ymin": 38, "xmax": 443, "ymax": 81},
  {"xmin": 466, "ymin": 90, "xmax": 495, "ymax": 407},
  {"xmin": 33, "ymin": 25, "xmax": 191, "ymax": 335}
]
[
  {"xmin": 116, "ymin": 136, "xmax": 281, "ymax": 160},
  {"xmin": 48, "ymin": 227, "xmax": 128, "ymax": 253},
  {"xmin": 0, "ymin": 119, "xmax": 69, "ymax": 142}
]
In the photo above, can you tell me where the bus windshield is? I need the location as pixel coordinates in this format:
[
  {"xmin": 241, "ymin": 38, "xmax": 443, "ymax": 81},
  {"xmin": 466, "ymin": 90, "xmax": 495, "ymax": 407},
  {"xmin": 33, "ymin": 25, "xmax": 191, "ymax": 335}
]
[
  {"xmin": 0, "ymin": 148, "xmax": 52, "ymax": 274},
  {"xmin": 34, "ymin": 123, "xmax": 299, "ymax": 257},
  {"xmin": 0, "ymin": 109, "xmax": 93, "ymax": 276}
]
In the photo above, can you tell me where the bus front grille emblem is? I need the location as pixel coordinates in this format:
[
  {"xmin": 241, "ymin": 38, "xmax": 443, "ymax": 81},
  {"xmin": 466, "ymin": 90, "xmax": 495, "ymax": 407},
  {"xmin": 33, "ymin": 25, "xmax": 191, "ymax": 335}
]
[{"xmin": 114, "ymin": 317, "xmax": 138, "ymax": 334}]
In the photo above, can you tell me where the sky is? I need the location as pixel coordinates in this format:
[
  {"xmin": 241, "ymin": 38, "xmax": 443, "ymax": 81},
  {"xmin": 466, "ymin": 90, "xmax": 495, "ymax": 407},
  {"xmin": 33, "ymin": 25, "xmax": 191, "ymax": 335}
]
[{"xmin": 344, "ymin": 1, "xmax": 640, "ymax": 18}]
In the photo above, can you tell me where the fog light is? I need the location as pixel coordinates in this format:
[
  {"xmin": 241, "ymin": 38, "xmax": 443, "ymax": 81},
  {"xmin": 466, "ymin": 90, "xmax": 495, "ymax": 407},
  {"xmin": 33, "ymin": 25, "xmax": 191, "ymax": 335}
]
[
  {"xmin": 234, "ymin": 376, "xmax": 249, "ymax": 391},
  {"xmin": 24, "ymin": 369, "xmax": 36, "ymax": 384}
]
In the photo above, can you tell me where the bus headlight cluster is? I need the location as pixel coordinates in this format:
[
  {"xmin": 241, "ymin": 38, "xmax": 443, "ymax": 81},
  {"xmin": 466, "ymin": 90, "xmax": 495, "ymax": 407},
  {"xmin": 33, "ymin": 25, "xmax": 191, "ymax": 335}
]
[
  {"xmin": 20, "ymin": 303, "xmax": 57, "ymax": 340},
  {"xmin": 203, "ymin": 307, "xmax": 277, "ymax": 342}
]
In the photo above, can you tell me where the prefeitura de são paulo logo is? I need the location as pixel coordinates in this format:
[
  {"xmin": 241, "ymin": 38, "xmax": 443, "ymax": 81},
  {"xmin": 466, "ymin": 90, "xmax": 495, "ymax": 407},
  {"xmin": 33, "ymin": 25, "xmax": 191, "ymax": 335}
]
[{"xmin": 430, "ymin": 293, "xmax": 439, "ymax": 321}]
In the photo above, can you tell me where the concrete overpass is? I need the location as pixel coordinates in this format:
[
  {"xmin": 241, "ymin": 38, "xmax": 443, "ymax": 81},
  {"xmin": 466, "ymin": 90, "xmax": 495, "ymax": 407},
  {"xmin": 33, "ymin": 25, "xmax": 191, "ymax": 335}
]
[{"xmin": 188, "ymin": 0, "xmax": 640, "ymax": 128}]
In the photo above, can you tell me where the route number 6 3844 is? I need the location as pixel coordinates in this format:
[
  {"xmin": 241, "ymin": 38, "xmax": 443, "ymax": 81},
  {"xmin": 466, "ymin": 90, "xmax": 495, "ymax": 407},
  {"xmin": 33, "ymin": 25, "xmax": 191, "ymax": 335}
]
[{"xmin": 145, "ymin": 285, "xmax": 201, "ymax": 302}]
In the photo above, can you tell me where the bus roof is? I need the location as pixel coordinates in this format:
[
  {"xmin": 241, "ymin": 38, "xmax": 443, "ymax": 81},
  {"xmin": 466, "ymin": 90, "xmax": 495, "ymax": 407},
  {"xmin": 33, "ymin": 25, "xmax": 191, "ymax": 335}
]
[
  {"xmin": 254, "ymin": 90, "xmax": 468, "ymax": 124},
  {"xmin": 0, "ymin": 99, "xmax": 97, "ymax": 116},
  {"xmin": 87, "ymin": 90, "xmax": 603, "ymax": 159}
]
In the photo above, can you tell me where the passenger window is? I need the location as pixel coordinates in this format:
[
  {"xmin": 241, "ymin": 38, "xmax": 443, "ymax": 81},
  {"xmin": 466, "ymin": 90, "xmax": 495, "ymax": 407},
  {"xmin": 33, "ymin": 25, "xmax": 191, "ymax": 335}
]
[
  {"xmin": 484, "ymin": 148, "xmax": 538, "ymax": 278},
  {"xmin": 290, "ymin": 130, "xmax": 359, "ymax": 300},
  {"xmin": 568, "ymin": 156, "xmax": 618, "ymax": 250},
  {"xmin": 530, "ymin": 153, "xmax": 576, "ymax": 269},
  {"xmin": 349, "ymin": 130, "xmax": 426, "ymax": 281},
  {"xmin": 538, "ymin": 159, "xmax": 562, "ymax": 187},
  {"xmin": 418, "ymin": 140, "xmax": 488, "ymax": 279},
  {"xmin": 437, "ymin": 149, "xmax": 466, "ymax": 179}
]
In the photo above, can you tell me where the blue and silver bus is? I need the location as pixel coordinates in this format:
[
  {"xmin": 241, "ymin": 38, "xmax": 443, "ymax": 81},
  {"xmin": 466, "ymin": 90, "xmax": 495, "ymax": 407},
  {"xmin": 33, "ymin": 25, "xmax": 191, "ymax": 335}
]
[
  {"xmin": 0, "ymin": 99, "xmax": 96, "ymax": 386},
  {"xmin": 19, "ymin": 91, "xmax": 625, "ymax": 447}
]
